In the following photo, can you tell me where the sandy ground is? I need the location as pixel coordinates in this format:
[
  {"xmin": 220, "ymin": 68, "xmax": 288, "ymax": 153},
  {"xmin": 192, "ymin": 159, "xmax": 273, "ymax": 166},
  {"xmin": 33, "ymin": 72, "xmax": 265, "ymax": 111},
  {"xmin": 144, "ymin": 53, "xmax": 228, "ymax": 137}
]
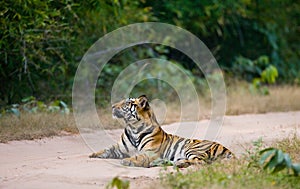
[{"xmin": 0, "ymin": 111, "xmax": 299, "ymax": 189}]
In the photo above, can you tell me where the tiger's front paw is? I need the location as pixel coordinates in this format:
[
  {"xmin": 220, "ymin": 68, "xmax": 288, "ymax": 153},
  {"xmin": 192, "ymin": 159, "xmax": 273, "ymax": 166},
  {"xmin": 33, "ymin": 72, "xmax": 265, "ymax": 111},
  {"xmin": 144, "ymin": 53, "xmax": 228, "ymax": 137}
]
[
  {"xmin": 121, "ymin": 158, "xmax": 134, "ymax": 166},
  {"xmin": 89, "ymin": 150, "xmax": 107, "ymax": 158},
  {"xmin": 174, "ymin": 160, "xmax": 190, "ymax": 168},
  {"xmin": 89, "ymin": 153, "xmax": 99, "ymax": 158}
]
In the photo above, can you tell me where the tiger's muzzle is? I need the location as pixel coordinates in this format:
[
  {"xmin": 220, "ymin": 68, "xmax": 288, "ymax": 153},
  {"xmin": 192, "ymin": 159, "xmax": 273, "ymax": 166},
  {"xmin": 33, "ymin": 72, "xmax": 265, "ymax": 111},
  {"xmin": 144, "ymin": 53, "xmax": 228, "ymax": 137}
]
[{"xmin": 112, "ymin": 107, "xmax": 124, "ymax": 119}]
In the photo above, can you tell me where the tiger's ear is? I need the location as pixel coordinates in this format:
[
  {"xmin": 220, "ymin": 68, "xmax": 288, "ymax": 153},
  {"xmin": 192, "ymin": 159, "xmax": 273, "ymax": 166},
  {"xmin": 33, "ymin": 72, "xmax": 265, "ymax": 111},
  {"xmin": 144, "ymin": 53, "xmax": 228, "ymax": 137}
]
[{"xmin": 138, "ymin": 95, "xmax": 149, "ymax": 109}]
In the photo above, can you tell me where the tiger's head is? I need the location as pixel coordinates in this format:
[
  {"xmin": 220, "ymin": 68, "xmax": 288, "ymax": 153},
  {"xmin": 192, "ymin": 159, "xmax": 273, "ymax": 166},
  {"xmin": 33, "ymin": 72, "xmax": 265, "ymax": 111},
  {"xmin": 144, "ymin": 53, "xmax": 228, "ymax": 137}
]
[{"xmin": 112, "ymin": 95, "xmax": 157, "ymax": 125}]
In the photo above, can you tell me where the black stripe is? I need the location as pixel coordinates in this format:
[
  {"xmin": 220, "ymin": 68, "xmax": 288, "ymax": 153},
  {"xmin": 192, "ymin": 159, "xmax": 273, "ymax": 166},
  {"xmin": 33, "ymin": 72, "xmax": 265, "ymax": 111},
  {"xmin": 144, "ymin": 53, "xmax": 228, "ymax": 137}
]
[
  {"xmin": 124, "ymin": 128, "xmax": 137, "ymax": 147},
  {"xmin": 169, "ymin": 138, "xmax": 185, "ymax": 160},
  {"xmin": 195, "ymin": 142, "xmax": 213, "ymax": 150},
  {"xmin": 156, "ymin": 130, "xmax": 168, "ymax": 153},
  {"xmin": 185, "ymin": 142, "xmax": 211, "ymax": 158},
  {"xmin": 140, "ymin": 138, "xmax": 154, "ymax": 150},
  {"xmin": 121, "ymin": 136, "xmax": 129, "ymax": 152},
  {"xmin": 220, "ymin": 147, "xmax": 229, "ymax": 157},
  {"xmin": 111, "ymin": 146, "xmax": 117, "ymax": 158},
  {"xmin": 140, "ymin": 127, "xmax": 154, "ymax": 138},
  {"xmin": 176, "ymin": 139, "xmax": 190, "ymax": 160},
  {"xmin": 137, "ymin": 127, "xmax": 154, "ymax": 146},
  {"xmin": 212, "ymin": 144, "xmax": 220, "ymax": 157},
  {"xmin": 164, "ymin": 135, "xmax": 174, "ymax": 158},
  {"xmin": 186, "ymin": 149, "xmax": 194, "ymax": 158}
]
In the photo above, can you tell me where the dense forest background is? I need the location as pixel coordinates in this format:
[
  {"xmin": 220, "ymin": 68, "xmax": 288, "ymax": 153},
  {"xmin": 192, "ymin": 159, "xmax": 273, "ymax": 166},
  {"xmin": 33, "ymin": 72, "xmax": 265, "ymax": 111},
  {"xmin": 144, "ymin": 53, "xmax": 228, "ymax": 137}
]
[{"xmin": 1, "ymin": 0, "xmax": 299, "ymax": 107}]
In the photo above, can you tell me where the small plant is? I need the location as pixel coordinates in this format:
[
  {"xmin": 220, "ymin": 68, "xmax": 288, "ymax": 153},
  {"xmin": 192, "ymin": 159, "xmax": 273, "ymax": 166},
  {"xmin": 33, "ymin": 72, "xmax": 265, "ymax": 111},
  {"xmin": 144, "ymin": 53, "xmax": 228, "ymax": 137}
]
[
  {"xmin": 261, "ymin": 65, "xmax": 278, "ymax": 84},
  {"xmin": 233, "ymin": 55, "xmax": 278, "ymax": 95},
  {"xmin": 249, "ymin": 78, "xmax": 270, "ymax": 95},
  {"xmin": 245, "ymin": 137, "xmax": 264, "ymax": 168},
  {"xmin": 250, "ymin": 64, "xmax": 279, "ymax": 95},
  {"xmin": 259, "ymin": 148, "xmax": 300, "ymax": 176},
  {"xmin": 106, "ymin": 177, "xmax": 130, "ymax": 189},
  {"xmin": 0, "ymin": 96, "xmax": 70, "ymax": 117}
]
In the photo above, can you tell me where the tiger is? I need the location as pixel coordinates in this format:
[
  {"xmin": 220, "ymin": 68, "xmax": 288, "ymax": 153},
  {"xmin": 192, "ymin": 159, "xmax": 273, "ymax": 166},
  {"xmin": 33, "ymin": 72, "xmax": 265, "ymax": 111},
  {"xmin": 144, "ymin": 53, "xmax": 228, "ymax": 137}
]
[{"xmin": 89, "ymin": 95, "xmax": 234, "ymax": 168}]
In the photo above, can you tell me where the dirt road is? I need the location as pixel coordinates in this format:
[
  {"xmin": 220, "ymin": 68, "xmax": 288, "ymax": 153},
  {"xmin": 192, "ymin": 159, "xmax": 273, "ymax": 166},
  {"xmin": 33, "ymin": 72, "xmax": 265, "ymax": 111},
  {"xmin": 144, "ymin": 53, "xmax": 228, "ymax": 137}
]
[{"xmin": 1, "ymin": 111, "xmax": 299, "ymax": 189}]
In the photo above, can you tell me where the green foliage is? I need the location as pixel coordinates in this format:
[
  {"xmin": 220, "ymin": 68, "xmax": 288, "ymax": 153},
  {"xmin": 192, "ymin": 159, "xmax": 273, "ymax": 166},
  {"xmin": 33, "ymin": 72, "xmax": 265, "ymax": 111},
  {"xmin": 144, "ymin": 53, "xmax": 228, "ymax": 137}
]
[
  {"xmin": 146, "ymin": 0, "xmax": 300, "ymax": 81},
  {"xmin": 1, "ymin": 0, "xmax": 299, "ymax": 107},
  {"xmin": 249, "ymin": 79, "xmax": 269, "ymax": 95},
  {"xmin": 0, "ymin": 0, "xmax": 79, "ymax": 105},
  {"xmin": 245, "ymin": 137, "xmax": 264, "ymax": 168},
  {"xmin": 261, "ymin": 65, "xmax": 279, "ymax": 84},
  {"xmin": 233, "ymin": 55, "xmax": 279, "ymax": 95},
  {"xmin": 259, "ymin": 148, "xmax": 300, "ymax": 176},
  {"xmin": 1, "ymin": 96, "xmax": 70, "ymax": 118},
  {"xmin": 0, "ymin": 0, "xmax": 154, "ymax": 106},
  {"xmin": 232, "ymin": 55, "xmax": 273, "ymax": 82},
  {"xmin": 106, "ymin": 177, "xmax": 129, "ymax": 189}
]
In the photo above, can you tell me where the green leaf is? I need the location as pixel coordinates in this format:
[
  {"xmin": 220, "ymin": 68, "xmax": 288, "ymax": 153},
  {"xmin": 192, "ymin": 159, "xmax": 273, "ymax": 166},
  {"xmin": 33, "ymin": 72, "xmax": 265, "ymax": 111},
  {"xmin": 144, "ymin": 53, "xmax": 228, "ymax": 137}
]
[
  {"xmin": 10, "ymin": 108, "xmax": 20, "ymax": 117},
  {"xmin": 50, "ymin": 100, "xmax": 60, "ymax": 107},
  {"xmin": 259, "ymin": 147, "xmax": 276, "ymax": 155},
  {"xmin": 264, "ymin": 154, "xmax": 279, "ymax": 170},
  {"xmin": 261, "ymin": 65, "xmax": 278, "ymax": 84},
  {"xmin": 256, "ymin": 55, "xmax": 269, "ymax": 66},
  {"xmin": 37, "ymin": 101, "xmax": 46, "ymax": 109},
  {"xmin": 259, "ymin": 149, "xmax": 276, "ymax": 166},
  {"xmin": 252, "ymin": 78, "xmax": 261, "ymax": 88},
  {"xmin": 291, "ymin": 164, "xmax": 300, "ymax": 176},
  {"xmin": 272, "ymin": 163, "xmax": 286, "ymax": 174},
  {"xmin": 283, "ymin": 153, "xmax": 292, "ymax": 168},
  {"xmin": 106, "ymin": 177, "xmax": 130, "ymax": 189},
  {"xmin": 60, "ymin": 101, "xmax": 68, "ymax": 108},
  {"xmin": 276, "ymin": 150, "xmax": 285, "ymax": 164},
  {"xmin": 22, "ymin": 96, "xmax": 35, "ymax": 103}
]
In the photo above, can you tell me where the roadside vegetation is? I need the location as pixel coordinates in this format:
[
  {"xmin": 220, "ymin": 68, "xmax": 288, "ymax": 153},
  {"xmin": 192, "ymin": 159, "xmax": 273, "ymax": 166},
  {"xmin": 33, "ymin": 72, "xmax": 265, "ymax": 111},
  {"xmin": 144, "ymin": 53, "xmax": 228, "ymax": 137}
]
[
  {"xmin": 1, "ymin": 83, "xmax": 300, "ymax": 142},
  {"xmin": 1, "ymin": 0, "xmax": 300, "ymax": 106},
  {"xmin": 158, "ymin": 136, "xmax": 300, "ymax": 189},
  {"xmin": 1, "ymin": 1, "xmax": 300, "ymax": 142},
  {"xmin": 106, "ymin": 135, "xmax": 300, "ymax": 189}
]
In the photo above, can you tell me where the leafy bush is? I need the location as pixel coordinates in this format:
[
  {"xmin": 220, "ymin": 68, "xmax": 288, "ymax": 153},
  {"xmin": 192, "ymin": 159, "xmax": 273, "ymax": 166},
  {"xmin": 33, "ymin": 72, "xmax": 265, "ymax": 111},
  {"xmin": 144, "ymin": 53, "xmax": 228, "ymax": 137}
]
[
  {"xmin": 1, "ymin": 0, "xmax": 299, "ymax": 107},
  {"xmin": 260, "ymin": 148, "xmax": 300, "ymax": 176},
  {"xmin": 232, "ymin": 55, "xmax": 277, "ymax": 82},
  {"xmin": 0, "ymin": 0, "xmax": 79, "ymax": 105},
  {"xmin": 0, "ymin": 0, "xmax": 154, "ymax": 106},
  {"xmin": 261, "ymin": 65, "xmax": 279, "ymax": 84},
  {"xmin": 1, "ymin": 96, "xmax": 70, "ymax": 118},
  {"xmin": 232, "ymin": 55, "xmax": 279, "ymax": 95}
]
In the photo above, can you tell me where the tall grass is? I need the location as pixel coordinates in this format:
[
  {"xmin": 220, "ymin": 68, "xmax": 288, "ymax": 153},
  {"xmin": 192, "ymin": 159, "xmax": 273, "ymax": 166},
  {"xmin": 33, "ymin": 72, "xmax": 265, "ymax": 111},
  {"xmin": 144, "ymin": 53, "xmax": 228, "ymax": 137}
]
[
  {"xmin": 226, "ymin": 82, "xmax": 300, "ymax": 115},
  {"xmin": 163, "ymin": 84, "xmax": 300, "ymax": 123},
  {"xmin": 0, "ymin": 113, "xmax": 77, "ymax": 143},
  {"xmin": 1, "ymin": 84, "xmax": 300, "ymax": 142}
]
